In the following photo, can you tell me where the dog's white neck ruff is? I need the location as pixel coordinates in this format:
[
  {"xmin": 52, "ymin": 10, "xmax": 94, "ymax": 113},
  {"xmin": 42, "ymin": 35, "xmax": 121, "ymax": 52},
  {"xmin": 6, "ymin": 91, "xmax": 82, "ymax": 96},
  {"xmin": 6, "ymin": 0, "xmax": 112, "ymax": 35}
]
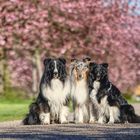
[
  {"xmin": 71, "ymin": 79, "xmax": 89, "ymax": 105},
  {"xmin": 41, "ymin": 78, "xmax": 70, "ymax": 116},
  {"xmin": 90, "ymin": 80, "xmax": 100, "ymax": 105},
  {"xmin": 93, "ymin": 81, "xmax": 100, "ymax": 93}
]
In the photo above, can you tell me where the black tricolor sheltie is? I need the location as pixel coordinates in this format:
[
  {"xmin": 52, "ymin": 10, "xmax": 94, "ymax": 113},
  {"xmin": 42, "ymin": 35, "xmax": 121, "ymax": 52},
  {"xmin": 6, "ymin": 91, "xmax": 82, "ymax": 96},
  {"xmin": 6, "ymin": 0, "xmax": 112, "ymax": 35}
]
[
  {"xmin": 23, "ymin": 58, "xmax": 70, "ymax": 125},
  {"xmin": 88, "ymin": 62, "xmax": 140, "ymax": 124}
]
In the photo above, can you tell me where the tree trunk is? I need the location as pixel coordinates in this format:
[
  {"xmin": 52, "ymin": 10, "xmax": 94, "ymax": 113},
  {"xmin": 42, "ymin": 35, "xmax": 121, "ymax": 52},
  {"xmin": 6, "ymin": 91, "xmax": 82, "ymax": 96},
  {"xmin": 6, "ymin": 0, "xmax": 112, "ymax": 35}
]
[
  {"xmin": 31, "ymin": 48, "xmax": 42, "ymax": 95},
  {"xmin": 32, "ymin": 52, "xmax": 38, "ymax": 94},
  {"xmin": 3, "ymin": 48, "xmax": 10, "ymax": 95},
  {"xmin": 0, "ymin": 48, "xmax": 4, "ymax": 94},
  {"xmin": 35, "ymin": 48, "xmax": 42, "ymax": 81}
]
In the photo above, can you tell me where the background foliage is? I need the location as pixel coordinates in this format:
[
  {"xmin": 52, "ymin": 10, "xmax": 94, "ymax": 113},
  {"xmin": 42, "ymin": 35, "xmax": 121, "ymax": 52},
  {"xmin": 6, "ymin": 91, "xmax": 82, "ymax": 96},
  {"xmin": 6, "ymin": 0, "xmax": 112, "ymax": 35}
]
[{"xmin": 0, "ymin": 0, "xmax": 140, "ymax": 98}]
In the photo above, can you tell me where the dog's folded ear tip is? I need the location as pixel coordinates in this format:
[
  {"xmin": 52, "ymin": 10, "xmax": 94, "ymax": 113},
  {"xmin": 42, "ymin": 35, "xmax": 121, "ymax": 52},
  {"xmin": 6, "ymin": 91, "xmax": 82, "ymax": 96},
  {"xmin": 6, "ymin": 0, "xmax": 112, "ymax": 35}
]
[
  {"xmin": 102, "ymin": 63, "xmax": 109, "ymax": 68},
  {"xmin": 83, "ymin": 57, "xmax": 91, "ymax": 62},
  {"xmin": 89, "ymin": 62, "xmax": 96, "ymax": 66},
  {"xmin": 71, "ymin": 58, "xmax": 77, "ymax": 62}
]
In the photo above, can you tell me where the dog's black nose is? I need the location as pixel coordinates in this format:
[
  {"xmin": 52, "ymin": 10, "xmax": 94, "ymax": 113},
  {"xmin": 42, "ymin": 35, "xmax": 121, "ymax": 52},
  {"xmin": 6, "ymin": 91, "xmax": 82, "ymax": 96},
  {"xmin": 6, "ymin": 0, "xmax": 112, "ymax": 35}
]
[
  {"xmin": 97, "ymin": 73, "xmax": 100, "ymax": 77},
  {"xmin": 96, "ymin": 73, "xmax": 100, "ymax": 80},
  {"xmin": 79, "ymin": 74, "xmax": 82, "ymax": 78},
  {"xmin": 54, "ymin": 72, "xmax": 58, "ymax": 75}
]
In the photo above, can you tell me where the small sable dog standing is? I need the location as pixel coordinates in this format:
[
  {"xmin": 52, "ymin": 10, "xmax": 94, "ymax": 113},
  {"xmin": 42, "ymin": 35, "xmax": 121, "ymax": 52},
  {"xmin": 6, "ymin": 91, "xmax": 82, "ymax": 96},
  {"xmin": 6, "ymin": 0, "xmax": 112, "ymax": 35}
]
[
  {"xmin": 23, "ymin": 58, "xmax": 70, "ymax": 125},
  {"xmin": 70, "ymin": 57, "xmax": 91, "ymax": 123},
  {"xmin": 88, "ymin": 62, "xmax": 140, "ymax": 124}
]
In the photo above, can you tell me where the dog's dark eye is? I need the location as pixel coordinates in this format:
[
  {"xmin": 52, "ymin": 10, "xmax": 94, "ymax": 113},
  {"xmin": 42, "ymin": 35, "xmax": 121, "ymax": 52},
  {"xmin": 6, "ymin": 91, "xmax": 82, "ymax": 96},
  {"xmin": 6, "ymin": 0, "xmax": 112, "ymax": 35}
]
[
  {"xmin": 50, "ymin": 65, "xmax": 54, "ymax": 69},
  {"xmin": 103, "ymin": 69, "xmax": 106, "ymax": 74}
]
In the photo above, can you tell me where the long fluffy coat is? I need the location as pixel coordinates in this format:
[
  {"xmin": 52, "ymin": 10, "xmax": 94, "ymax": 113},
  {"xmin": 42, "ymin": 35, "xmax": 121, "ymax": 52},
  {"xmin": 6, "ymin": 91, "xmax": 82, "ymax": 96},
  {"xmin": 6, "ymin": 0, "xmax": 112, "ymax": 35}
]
[
  {"xmin": 88, "ymin": 62, "xmax": 140, "ymax": 123},
  {"xmin": 23, "ymin": 58, "xmax": 70, "ymax": 125}
]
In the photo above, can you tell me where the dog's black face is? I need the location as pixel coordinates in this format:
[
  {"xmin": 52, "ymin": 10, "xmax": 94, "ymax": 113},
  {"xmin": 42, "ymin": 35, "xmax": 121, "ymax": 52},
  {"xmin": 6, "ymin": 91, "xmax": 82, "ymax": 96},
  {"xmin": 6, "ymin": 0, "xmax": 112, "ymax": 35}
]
[
  {"xmin": 43, "ymin": 58, "xmax": 67, "ymax": 84},
  {"xmin": 89, "ymin": 63, "xmax": 108, "ymax": 81}
]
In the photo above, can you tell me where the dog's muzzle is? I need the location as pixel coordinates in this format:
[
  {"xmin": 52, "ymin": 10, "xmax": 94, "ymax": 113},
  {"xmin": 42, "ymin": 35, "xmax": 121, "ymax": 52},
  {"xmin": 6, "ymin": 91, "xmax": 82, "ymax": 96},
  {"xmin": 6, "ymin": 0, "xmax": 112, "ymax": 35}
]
[
  {"xmin": 96, "ymin": 75, "xmax": 100, "ymax": 81},
  {"xmin": 53, "ymin": 72, "xmax": 59, "ymax": 78},
  {"xmin": 77, "ymin": 74, "xmax": 83, "ymax": 80}
]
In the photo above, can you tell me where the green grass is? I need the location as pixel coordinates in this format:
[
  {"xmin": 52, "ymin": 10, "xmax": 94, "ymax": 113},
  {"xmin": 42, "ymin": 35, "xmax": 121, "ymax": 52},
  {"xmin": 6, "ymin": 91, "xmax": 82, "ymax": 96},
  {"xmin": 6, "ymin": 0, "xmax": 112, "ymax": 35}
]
[
  {"xmin": 0, "ymin": 95, "xmax": 139, "ymax": 122},
  {"xmin": 0, "ymin": 99, "xmax": 32, "ymax": 122}
]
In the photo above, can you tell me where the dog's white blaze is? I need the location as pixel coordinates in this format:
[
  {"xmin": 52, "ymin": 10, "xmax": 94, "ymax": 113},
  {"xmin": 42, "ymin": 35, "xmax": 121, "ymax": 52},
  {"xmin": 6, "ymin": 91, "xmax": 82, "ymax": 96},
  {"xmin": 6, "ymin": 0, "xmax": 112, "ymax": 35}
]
[
  {"xmin": 54, "ymin": 60, "xmax": 58, "ymax": 73},
  {"xmin": 42, "ymin": 78, "xmax": 70, "ymax": 121}
]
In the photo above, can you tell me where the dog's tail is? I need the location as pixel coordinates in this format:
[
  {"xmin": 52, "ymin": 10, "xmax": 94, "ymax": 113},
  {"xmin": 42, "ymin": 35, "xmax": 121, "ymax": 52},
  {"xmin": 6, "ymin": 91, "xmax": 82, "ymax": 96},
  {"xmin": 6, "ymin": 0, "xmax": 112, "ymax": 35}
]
[
  {"xmin": 22, "ymin": 114, "xmax": 30, "ymax": 125},
  {"xmin": 131, "ymin": 114, "xmax": 140, "ymax": 123},
  {"xmin": 22, "ymin": 102, "xmax": 40, "ymax": 125},
  {"xmin": 129, "ymin": 107, "xmax": 140, "ymax": 123},
  {"xmin": 121, "ymin": 104, "xmax": 140, "ymax": 123}
]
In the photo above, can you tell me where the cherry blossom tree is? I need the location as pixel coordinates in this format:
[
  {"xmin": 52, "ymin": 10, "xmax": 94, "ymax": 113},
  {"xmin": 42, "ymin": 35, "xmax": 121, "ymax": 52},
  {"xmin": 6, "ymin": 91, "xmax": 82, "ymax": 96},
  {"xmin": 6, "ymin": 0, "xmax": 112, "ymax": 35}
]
[{"xmin": 0, "ymin": 0, "xmax": 140, "ymax": 95}]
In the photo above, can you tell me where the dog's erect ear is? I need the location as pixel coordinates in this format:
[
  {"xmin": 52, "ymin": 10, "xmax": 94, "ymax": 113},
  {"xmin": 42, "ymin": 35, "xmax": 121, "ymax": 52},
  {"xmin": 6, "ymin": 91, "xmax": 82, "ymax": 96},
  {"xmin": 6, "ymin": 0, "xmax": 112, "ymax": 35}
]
[
  {"xmin": 59, "ymin": 58, "xmax": 66, "ymax": 65},
  {"xmin": 43, "ymin": 58, "xmax": 52, "ymax": 65},
  {"xmin": 89, "ymin": 62, "xmax": 97, "ymax": 68},
  {"xmin": 70, "ymin": 58, "xmax": 77, "ymax": 69},
  {"xmin": 102, "ymin": 63, "xmax": 108, "ymax": 68},
  {"xmin": 83, "ymin": 57, "xmax": 91, "ymax": 63}
]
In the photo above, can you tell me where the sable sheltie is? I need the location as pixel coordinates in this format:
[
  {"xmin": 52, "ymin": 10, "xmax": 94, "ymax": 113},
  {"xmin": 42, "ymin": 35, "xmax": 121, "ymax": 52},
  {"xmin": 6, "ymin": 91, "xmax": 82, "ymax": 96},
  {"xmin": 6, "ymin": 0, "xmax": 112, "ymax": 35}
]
[
  {"xmin": 23, "ymin": 58, "xmax": 70, "ymax": 125},
  {"xmin": 70, "ymin": 57, "xmax": 91, "ymax": 123},
  {"xmin": 88, "ymin": 62, "xmax": 140, "ymax": 124}
]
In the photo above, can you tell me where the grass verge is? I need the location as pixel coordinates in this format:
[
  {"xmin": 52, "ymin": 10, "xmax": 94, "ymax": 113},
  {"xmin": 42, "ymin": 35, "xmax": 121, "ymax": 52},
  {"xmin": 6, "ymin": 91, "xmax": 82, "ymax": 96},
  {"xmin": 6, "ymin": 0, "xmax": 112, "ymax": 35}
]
[{"xmin": 0, "ymin": 99, "xmax": 32, "ymax": 122}]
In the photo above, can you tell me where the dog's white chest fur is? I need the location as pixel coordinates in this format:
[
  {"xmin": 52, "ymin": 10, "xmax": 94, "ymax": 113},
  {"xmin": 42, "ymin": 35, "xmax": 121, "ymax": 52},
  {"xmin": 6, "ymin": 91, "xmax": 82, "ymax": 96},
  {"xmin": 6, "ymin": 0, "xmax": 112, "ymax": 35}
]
[
  {"xmin": 72, "ymin": 80, "xmax": 88, "ymax": 105},
  {"xmin": 90, "ymin": 81, "xmax": 100, "ymax": 100},
  {"xmin": 43, "ymin": 79, "xmax": 69, "ymax": 103},
  {"xmin": 42, "ymin": 79, "xmax": 70, "ymax": 114}
]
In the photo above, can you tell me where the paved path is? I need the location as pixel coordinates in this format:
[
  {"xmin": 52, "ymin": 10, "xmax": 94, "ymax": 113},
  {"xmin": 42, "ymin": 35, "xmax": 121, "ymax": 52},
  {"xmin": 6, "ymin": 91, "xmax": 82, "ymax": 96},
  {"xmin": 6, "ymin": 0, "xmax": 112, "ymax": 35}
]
[{"xmin": 0, "ymin": 104, "xmax": 140, "ymax": 140}]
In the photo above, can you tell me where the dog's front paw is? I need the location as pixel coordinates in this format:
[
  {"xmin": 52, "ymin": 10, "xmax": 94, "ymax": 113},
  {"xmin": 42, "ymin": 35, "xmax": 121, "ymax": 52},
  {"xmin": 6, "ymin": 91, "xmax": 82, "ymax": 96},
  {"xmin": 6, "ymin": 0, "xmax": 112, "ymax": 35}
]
[
  {"xmin": 89, "ymin": 119, "xmax": 96, "ymax": 124},
  {"xmin": 60, "ymin": 120, "xmax": 68, "ymax": 124},
  {"xmin": 98, "ymin": 118, "xmax": 105, "ymax": 124},
  {"xmin": 75, "ymin": 120, "xmax": 84, "ymax": 124},
  {"xmin": 108, "ymin": 121, "xmax": 115, "ymax": 124},
  {"xmin": 60, "ymin": 117, "xmax": 68, "ymax": 124},
  {"xmin": 39, "ymin": 113, "xmax": 50, "ymax": 125}
]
